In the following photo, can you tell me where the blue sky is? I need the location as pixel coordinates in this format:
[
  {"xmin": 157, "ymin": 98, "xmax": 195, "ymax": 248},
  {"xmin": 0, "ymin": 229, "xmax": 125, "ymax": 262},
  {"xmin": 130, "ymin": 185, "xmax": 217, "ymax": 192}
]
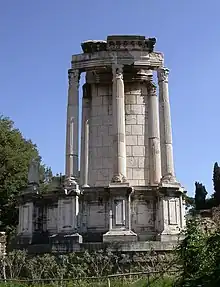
[{"xmin": 0, "ymin": 0, "xmax": 220, "ymax": 196}]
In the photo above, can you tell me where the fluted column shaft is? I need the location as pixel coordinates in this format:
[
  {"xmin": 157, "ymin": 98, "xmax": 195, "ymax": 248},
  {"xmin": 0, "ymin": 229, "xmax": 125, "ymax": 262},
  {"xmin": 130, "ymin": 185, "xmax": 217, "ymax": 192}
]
[
  {"xmin": 80, "ymin": 84, "xmax": 91, "ymax": 187},
  {"xmin": 148, "ymin": 81, "xmax": 162, "ymax": 184},
  {"xmin": 158, "ymin": 68, "xmax": 175, "ymax": 180},
  {"xmin": 83, "ymin": 120, "xmax": 89, "ymax": 187},
  {"xmin": 65, "ymin": 69, "xmax": 80, "ymax": 181},
  {"xmin": 111, "ymin": 65, "xmax": 127, "ymax": 183}
]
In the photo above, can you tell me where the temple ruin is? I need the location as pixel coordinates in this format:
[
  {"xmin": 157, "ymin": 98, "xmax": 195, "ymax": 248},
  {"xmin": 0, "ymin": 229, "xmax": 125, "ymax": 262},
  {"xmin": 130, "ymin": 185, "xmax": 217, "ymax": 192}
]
[{"xmin": 16, "ymin": 35, "xmax": 186, "ymax": 253}]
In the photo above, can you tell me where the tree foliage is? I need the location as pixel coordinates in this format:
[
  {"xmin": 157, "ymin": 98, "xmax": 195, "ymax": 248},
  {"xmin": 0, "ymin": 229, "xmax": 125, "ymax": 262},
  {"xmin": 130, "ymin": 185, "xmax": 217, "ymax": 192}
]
[
  {"xmin": 176, "ymin": 215, "xmax": 220, "ymax": 286},
  {"xmin": 213, "ymin": 162, "xmax": 220, "ymax": 206},
  {"xmin": 194, "ymin": 181, "xmax": 207, "ymax": 210},
  {"xmin": 0, "ymin": 116, "xmax": 51, "ymax": 233}
]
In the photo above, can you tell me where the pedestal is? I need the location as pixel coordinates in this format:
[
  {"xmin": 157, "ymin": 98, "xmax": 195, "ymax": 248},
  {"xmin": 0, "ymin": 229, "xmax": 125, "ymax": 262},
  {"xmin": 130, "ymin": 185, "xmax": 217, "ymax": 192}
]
[
  {"xmin": 156, "ymin": 185, "xmax": 185, "ymax": 242},
  {"xmin": 17, "ymin": 201, "xmax": 34, "ymax": 245},
  {"xmin": 55, "ymin": 183, "xmax": 82, "ymax": 248},
  {"xmin": 103, "ymin": 185, "xmax": 137, "ymax": 243}
]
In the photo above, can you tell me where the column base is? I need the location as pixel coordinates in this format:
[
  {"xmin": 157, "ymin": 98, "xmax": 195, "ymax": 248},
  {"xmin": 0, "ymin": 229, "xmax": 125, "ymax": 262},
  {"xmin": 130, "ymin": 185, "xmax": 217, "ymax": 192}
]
[
  {"xmin": 82, "ymin": 184, "xmax": 90, "ymax": 188},
  {"xmin": 108, "ymin": 182, "xmax": 130, "ymax": 188},
  {"xmin": 156, "ymin": 232, "xmax": 184, "ymax": 242},
  {"xmin": 160, "ymin": 174, "xmax": 180, "ymax": 188},
  {"xmin": 103, "ymin": 229, "xmax": 137, "ymax": 243},
  {"xmin": 50, "ymin": 233, "xmax": 82, "ymax": 253}
]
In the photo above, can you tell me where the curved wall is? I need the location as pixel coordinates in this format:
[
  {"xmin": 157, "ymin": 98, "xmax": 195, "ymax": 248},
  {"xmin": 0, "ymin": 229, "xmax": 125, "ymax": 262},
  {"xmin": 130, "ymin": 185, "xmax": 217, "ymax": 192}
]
[{"xmin": 81, "ymin": 72, "xmax": 153, "ymax": 187}]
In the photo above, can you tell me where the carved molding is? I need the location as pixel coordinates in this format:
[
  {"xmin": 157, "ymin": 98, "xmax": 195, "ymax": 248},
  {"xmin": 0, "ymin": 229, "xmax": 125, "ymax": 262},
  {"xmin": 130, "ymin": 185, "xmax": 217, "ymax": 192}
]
[
  {"xmin": 81, "ymin": 40, "xmax": 107, "ymax": 53},
  {"xmin": 147, "ymin": 81, "xmax": 157, "ymax": 96},
  {"xmin": 107, "ymin": 36, "xmax": 156, "ymax": 53},
  {"xmin": 112, "ymin": 173, "xmax": 127, "ymax": 183},
  {"xmin": 112, "ymin": 64, "xmax": 123, "ymax": 80},
  {"xmin": 68, "ymin": 69, "xmax": 80, "ymax": 87},
  {"xmin": 71, "ymin": 51, "xmax": 164, "ymax": 72},
  {"xmin": 158, "ymin": 68, "xmax": 169, "ymax": 83},
  {"xmin": 81, "ymin": 36, "xmax": 156, "ymax": 54}
]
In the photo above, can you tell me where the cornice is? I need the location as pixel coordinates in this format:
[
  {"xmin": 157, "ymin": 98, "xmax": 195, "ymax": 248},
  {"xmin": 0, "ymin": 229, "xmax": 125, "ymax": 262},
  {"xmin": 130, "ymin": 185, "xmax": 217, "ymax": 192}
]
[{"xmin": 71, "ymin": 51, "xmax": 164, "ymax": 72}]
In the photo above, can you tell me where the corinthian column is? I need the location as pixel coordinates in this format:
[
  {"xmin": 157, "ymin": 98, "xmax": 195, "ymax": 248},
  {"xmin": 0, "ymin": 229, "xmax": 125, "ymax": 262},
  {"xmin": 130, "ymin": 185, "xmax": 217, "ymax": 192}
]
[
  {"xmin": 65, "ymin": 69, "xmax": 80, "ymax": 187},
  {"xmin": 80, "ymin": 84, "xmax": 91, "ymax": 187},
  {"xmin": 111, "ymin": 64, "xmax": 127, "ymax": 183},
  {"xmin": 157, "ymin": 68, "xmax": 175, "ymax": 182},
  {"xmin": 82, "ymin": 119, "xmax": 89, "ymax": 187},
  {"xmin": 148, "ymin": 80, "xmax": 162, "ymax": 185}
]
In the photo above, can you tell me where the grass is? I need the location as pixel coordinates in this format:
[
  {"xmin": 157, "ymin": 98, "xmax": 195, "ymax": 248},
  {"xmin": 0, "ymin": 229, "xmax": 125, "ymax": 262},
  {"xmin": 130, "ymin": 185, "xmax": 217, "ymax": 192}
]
[{"xmin": 0, "ymin": 276, "xmax": 174, "ymax": 286}]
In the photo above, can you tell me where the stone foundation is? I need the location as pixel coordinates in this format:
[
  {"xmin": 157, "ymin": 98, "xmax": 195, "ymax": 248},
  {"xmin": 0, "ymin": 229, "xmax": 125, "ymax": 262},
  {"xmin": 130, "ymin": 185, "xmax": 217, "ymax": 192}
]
[{"xmin": 103, "ymin": 230, "xmax": 137, "ymax": 243}]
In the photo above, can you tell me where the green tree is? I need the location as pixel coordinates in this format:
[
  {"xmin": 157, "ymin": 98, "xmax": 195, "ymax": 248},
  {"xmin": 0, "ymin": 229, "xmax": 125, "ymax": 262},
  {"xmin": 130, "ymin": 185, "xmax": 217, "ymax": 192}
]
[
  {"xmin": 0, "ymin": 116, "xmax": 49, "ymax": 233},
  {"xmin": 176, "ymin": 218, "xmax": 208, "ymax": 286},
  {"xmin": 213, "ymin": 162, "xmax": 220, "ymax": 206},
  {"xmin": 184, "ymin": 194, "xmax": 195, "ymax": 209},
  {"xmin": 176, "ymin": 216, "xmax": 220, "ymax": 287},
  {"xmin": 195, "ymin": 181, "xmax": 207, "ymax": 210}
]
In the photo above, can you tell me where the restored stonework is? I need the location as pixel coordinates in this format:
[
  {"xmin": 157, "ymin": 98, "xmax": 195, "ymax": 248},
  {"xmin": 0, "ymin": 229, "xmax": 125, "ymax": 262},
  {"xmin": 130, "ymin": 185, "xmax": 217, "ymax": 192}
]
[{"xmin": 15, "ymin": 35, "xmax": 185, "ymax": 253}]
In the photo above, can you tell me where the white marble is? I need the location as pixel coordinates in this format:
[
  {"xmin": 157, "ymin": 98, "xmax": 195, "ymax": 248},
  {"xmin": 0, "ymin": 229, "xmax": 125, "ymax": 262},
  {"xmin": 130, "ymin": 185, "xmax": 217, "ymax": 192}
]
[
  {"xmin": 156, "ymin": 195, "xmax": 184, "ymax": 241},
  {"xmin": 17, "ymin": 36, "xmax": 187, "ymax": 248},
  {"xmin": 111, "ymin": 64, "xmax": 127, "ymax": 183},
  {"xmin": 82, "ymin": 119, "xmax": 89, "ymax": 187},
  {"xmin": 65, "ymin": 69, "xmax": 80, "ymax": 180},
  {"xmin": 147, "ymin": 81, "xmax": 162, "ymax": 184},
  {"xmin": 18, "ymin": 203, "xmax": 33, "ymax": 235},
  {"xmin": 57, "ymin": 197, "xmax": 79, "ymax": 233},
  {"xmin": 47, "ymin": 206, "xmax": 57, "ymax": 233},
  {"xmin": 80, "ymin": 92, "xmax": 91, "ymax": 186},
  {"xmin": 158, "ymin": 68, "xmax": 175, "ymax": 181}
]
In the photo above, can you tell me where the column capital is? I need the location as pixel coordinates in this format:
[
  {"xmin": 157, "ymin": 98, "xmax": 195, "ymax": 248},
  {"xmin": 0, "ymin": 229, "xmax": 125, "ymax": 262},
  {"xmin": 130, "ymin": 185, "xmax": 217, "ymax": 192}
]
[
  {"xmin": 147, "ymin": 81, "xmax": 157, "ymax": 96},
  {"xmin": 68, "ymin": 69, "xmax": 80, "ymax": 87},
  {"xmin": 112, "ymin": 64, "xmax": 124, "ymax": 80},
  {"xmin": 157, "ymin": 67, "xmax": 169, "ymax": 83}
]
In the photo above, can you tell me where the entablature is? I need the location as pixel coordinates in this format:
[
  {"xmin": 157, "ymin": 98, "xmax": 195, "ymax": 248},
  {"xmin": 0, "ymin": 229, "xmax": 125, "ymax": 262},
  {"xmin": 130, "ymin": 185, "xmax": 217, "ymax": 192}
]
[{"xmin": 71, "ymin": 50, "xmax": 164, "ymax": 72}]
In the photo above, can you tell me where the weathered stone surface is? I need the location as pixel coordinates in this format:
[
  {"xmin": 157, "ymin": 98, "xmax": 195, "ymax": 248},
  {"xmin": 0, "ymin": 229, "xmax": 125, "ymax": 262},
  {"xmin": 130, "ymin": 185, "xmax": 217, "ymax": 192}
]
[
  {"xmin": 47, "ymin": 206, "xmax": 57, "ymax": 233},
  {"xmin": 137, "ymin": 114, "xmax": 145, "ymax": 124},
  {"xmin": 126, "ymin": 135, "xmax": 137, "ymax": 146},
  {"xmin": 132, "ymin": 146, "xmax": 145, "ymax": 156},
  {"xmin": 126, "ymin": 115, "xmax": 137, "ymax": 124},
  {"xmin": 18, "ymin": 202, "xmax": 33, "ymax": 235},
  {"xmin": 103, "ymin": 230, "xmax": 137, "ymax": 242},
  {"xmin": 158, "ymin": 68, "xmax": 176, "ymax": 182},
  {"xmin": 16, "ymin": 35, "xmax": 186, "ymax": 253},
  {"xmin": 131, "ymin": 125, "xmax": 143, "ymax": 135},
  {"xmin": 137, "ymin": 135, "xmax": 144, "ymax": 145}
]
